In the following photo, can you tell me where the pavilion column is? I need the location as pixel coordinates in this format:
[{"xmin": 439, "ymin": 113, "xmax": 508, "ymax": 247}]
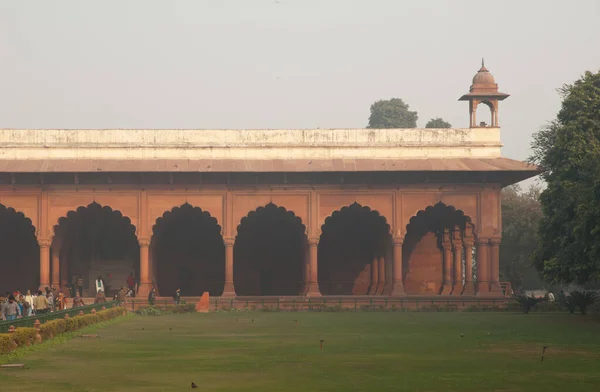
[
  {"xmin": 451, "ymin": 227, "xmax": 464, "ymax": 295},
  {"xmin": 302, "ymin": 241, "xmax": 310, "ymax": 295},
  {"xmin": 51, "ymin": 245, "xmax": 61, "ymax": 290},
  {"xmin": 475, "ymin": 237, "xmax": 490, "ymax": 295},
  {"xmin": 461, "ymin": 235, "xmax": 475, "ymax": 295},
  {"xmin": 137, "ymin": 238, "xmax": 151, "ymax": 298},
  {"xmin": 148, "ymin": 243, "xmax": 156, "ymax": 294},
  {"xmin": 390, "ymin": 236, "xmax": 405, "ymax": 296},
  {"xmin": 222, "ymin": 237, "xmax": 236, "ymax": 297},
  {"xmin": 489, "ymin": 237, "xmax": 502, "ymax": 295},
  {"xmin": 306, "ymin": 237, "xmax": 321, "ymax": 297},
  {"xmin": 368, "ymin": 256, "xmax": 378, "ymax": 295},
  {"xmin": 376, "ymin": 256, "xmax": 385, "ymax": 295},
  {"xmin": 38, "ymin": 238, "xmax": 52, "ymax": 291},
  {"xmin": 440, "ymin": 229, "xmax": 454, "ymax": 295}
]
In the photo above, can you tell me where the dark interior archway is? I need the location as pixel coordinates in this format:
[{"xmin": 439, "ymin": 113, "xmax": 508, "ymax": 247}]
[
  {"xmin": 55, "ymin": 202, "xmax": 138, "ymax": 297},
  {"xmin": 0, "ymin": 205, "xmax": 39, "ymax": 293},
  {"xmin": 403, "ymin": 202, "xmax": 470, "ymax": 294},
  {"xmin": 234, "ymin": 203, "xmax": 306, "ymax": 296},
  {"xmin": 152, "ymin": 204, "xmax": 224, "ymax": 297},
  {"xmin": 318, "ymin": 203, "xmax": 391, "ymax": 295}
]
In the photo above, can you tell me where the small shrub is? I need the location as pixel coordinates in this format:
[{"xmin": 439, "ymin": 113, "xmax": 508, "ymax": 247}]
[
  {"xmin": 568, "ymin": 290, "xmax": 598, "ymax": 315},
  {"xmin": 0, "ymin": 334, "xmax": 11, "ymax": 354},
  {"xmin": 136, "ymin": 306, "xmax": 165, "ymax": 316},
  {"xmin": 515, "ymin": 294, "xmax": 545, "ymax": 314}
]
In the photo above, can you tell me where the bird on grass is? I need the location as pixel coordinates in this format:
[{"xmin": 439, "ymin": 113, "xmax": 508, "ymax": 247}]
[
  {"xmin": 294, "ymin": 319, "xmax": 298, "ymax": 325},
  {"xmin": 541, "ymin": 346, "xmax": 549, "ymax": 361},
  {"xmin": 191, "ymin": 382, "xmax": 197, "ymax": 388},
  {"xmin": 320, "ymin": 339, "xmax": 325, "ymax": 351}
]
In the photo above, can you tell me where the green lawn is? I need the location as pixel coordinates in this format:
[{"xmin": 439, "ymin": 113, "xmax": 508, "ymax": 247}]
[{"xmin": 1, "ymin": 312, "xmax": 599, "ymax": 391}]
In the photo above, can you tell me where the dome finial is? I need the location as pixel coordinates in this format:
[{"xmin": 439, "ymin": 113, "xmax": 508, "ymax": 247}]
[{"xmin": 481, "ymin": 57, "xmax": 485, "ymax": 68}]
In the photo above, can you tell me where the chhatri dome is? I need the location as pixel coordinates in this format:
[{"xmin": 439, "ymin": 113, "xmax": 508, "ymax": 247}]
[{"xmin": 471, "ymin": 60, "xmax": 496, "ymax": 85}]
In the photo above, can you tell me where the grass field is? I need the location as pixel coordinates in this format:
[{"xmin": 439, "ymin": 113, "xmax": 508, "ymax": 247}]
[{"xmin": 1, "ymin": 312, "xmax": 599, "ymax": 391}]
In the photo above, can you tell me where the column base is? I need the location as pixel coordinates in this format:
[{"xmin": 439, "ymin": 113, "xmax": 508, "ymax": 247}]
[
  {"xmin": 222, "ymin": 282, "xmax": 236, "ymax": 298},
  {"xmin": 461, "ymin": 282, "xmax": 476, "ymax": 295},
  {"xmin": 305, "ymin": 282, "xmax": 321, "ymax": 297},
  {"xmin": 389, "ymin": 281, "xmax": 406, "ymax": 296},
  {"xmin": 375, "ymin": 282, "xmax": 385, "ymax": 296},
  {"xmin": 367, "ymin": 283, "xmax": 378, "ymax": 295},
  {"xmin": 39, "ymin": 283, "xmax": 51, "ymax": 292},
  {"xmin": 489, "ymin": 281, "xmax": 503, "ymax": 294},
  {"xmin": 137, "ymin": 282, "xmax": 152, "ymax": 299},
  {"xmin": 382, "ymin": 281, "xmax": 393, "ymax": 296},
  {"xmin": 451, "ymin": 283, "xmax": 464, "ymax": 296},
  {"xmin": 440, "ymin": 283, "xmax": 453, "ymax": 295}
]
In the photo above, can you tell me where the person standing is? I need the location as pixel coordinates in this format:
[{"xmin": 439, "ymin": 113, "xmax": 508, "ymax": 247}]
[
  {"xmin": 1, "ymin": 295, "xmax": 22, "ymax": 321},
  {"xmin": 34, "ymin": 290, "xmax": 49, "ymax": 314},
  {"xmin": 173, "ymin": 288, "xmax": 181, "ymax": 305},
  {"xmin": 76, "ymin": 274, "xmax": 84, "ymax": 296},
  {"xmin": 25, "ymin": 290, "xmax": 34, "ymax": 316},
  {"xmin": 148, "ymin": 288, "xmax": 156, "ymax": 306},
  {"xmin": 95, "ymin": 276, "xmax": 105, "ymax": 294},
  {"xmin": 72, "ymin": 292, "xmax": 85, "ymax": 307},
  {"xmin": 126, "ymin": 272, "xmax": 136, "ymax": 295}
]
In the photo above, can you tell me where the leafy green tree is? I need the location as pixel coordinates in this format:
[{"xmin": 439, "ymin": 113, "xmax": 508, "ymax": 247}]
[
  {"xmin": 529, "ymin": 70, "xmax": 600, "ymax": 284},
  {"xmin": 425, "ymin": 117, "xmax": 452, "ymax": 128},
  {"xmin": 367, "ymin": 98, "xmax": 418, "ymax": 128},
  {"xmin": 500, "ymin": 185, "xmax": 544, "ymax": 291}
]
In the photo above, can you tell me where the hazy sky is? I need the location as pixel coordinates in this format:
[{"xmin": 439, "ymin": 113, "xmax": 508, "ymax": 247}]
[{"xmin": 1, "ymin": 0, "xmax": 599, "ymax": 168}]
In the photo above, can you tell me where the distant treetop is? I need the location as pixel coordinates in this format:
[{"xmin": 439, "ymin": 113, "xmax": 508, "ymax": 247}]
[
  {"xmin": 425, "ymin": 118, "xmax": 452, "ymax": 128},
  {"xmin": 367, "ymin": 98, "xmax": 418, "ymax": 128}
]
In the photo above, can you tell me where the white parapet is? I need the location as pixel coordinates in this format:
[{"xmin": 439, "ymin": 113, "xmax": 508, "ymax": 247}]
[{"xmin": 0, "ymin": 128, "xmax": 502, "ymax": 160}]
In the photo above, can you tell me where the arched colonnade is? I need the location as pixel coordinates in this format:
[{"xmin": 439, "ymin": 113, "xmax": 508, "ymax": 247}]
[{"xmin": 0, "ymin": 201, "xmax": 502, "ymax": 297}]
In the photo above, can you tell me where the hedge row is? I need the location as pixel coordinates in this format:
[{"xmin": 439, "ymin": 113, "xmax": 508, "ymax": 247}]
[{"xmin": 0, "ymin": 307, "xmax": 126, "ymax": 354}]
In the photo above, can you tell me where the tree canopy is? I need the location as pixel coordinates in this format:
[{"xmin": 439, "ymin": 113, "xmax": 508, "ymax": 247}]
[
  {"xmin": 500, "ymin": 184, "xmax": 544, "ymax": 291},
  {"xmin": 530, "ymin": 70, "xmax": 600, "ymax": 284},
  {"xmin": 425, "ymin": 118, "xmax": 451, "ymax": 128},
  {"xmin": 367, "ymin": 98, "xmax": 418, "ymax": 128}
]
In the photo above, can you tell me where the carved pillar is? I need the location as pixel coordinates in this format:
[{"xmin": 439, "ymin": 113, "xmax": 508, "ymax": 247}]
[
  {"xmin": 375, "ymin": 256, "xmax": 385, "ymax": 295},
  {"xmin": 440, "ymin": 229, "xmax": 453, "ymax": 295},
  {"xmin": 475, "ymin": 237, "xmax": 490, "ymax": 295},
  {"xmin": 148, "ymin": 243, "xmax": 156, "ymax": 294},
  {"xmin": 368, "ymin": 256, "xmax": 378, "ymax": 295},
  {"xmin": 38, "ymin": 238, "xmax": 52, "ymax": 290},
  {"xmin": 451, "ymin": 227, "xmax": 463, "ymax": 295},
  {"xmin": 306, "ymin": 237, "xmax": 321, "ymax": 296},
  {"xmin": 389, "ymin": 236, "xmax": 405, "ymax": 296},
  {"xmin": 489, "ymin": 237, "xmax": 502, "ymax": 294},
  {"xmin": 461, "ymin": 235, "xmax": 475, "ymax": 295},
  {"xmin": 51, "ymin": 246, "xmax": 61, "ymax": 290},
  {"xmin": 137, "ymin": 238, "xmax": 151, "ymax": 298},
  {"xmin": 222, "ymin": 237, "xmax": 236, "ymax": 297}
]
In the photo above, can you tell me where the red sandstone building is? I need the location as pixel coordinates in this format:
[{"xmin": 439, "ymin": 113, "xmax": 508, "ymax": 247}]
[{"xmin": 0, "ymin": 64, "xmax": 538, "ymax": 300}]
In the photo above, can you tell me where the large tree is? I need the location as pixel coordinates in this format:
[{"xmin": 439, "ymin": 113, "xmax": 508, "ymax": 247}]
[
  {"xmin": 367, "ymin": 98, "xmax": 418, "ymax": 128},
  {"xmin": 500, "ymin": 184, "xmax": 544, "ymax": 291},
  {"xmin": 530, "ymin": 70, "xmax": 600, "ymax": 284},
  {"xmin": 425, "ymin": 117, "xmax": 452, "ymax": 128}
]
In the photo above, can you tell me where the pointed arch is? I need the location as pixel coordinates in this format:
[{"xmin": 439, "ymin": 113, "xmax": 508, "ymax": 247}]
[
  {"xmin": 403, "ymin": 202, "xmax": 474, "ymax": 295},
  {"xmin": 234, "ymin": 203, "xmax": 307, "ymax": 296},
  {"xmin": 318, "ymin": 202, "xmax": 392, "ymax": 295},
  {"xmin": 0, "ymin": 204, "xmax": 39, "ymax": 292},
  {"xmin": 151, "ymin": 203, "xmax": 224, "ymax": 296}
]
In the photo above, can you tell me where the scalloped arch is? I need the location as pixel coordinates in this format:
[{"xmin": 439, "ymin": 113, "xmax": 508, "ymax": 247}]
[
  {"xmin": 405, "ymin": 202, "xmax": 473, "ymax": 235},
  {"xmin": 320, "ymin": 202, "xmax": 391, "ymax": 236},
  {"xmin": 53, "ymin": 202, "xmax": 137, "ymax": 237},
  {"xmin": 236, "ymin": 202, "xmax": 307, "ymax": 238},
  {"xmin": 0, "ymin": 203, "xmax": 37, "ymax": 236},
  {"xmin": 152, "ymin": 203, "xmax": 222, "ymax": 237}
]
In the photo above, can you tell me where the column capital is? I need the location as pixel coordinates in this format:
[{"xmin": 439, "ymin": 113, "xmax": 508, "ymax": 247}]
[
  {"xmin": 489, "ymin": 237, "xmax": 502, "ymax": 246},
  {"xmin": 223, "ymin": 236, "xmax": 235, "ymax": 247},
  {"xmin": 463, "ymin": 235, "xmax": 475, "ymax": 246},
  {"xmin": 138, "ymin": 238, "xmax": 151, "ymax": 247},
  {"xmin": 308, "ymin": 237, "xmax": 319, "ymax": 246},
  {"xmin": 475, "ymin": 237, "xmax": 490, "ymax": 246},
  {"xmin": 393, "ymin": 236, "xmax": 405, "ymax": 245},
  {"xmin": 37, "ymin": 238, "xmax": 52, "ymax": 248}
]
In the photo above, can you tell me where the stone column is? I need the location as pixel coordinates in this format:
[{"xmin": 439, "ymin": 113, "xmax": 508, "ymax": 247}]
[
  {"xmin": 306, "ymin": 237, "xmax": 321, "ymax": 297},
  {"xmin": 451, "ymin": 227, "xmax": 463, "ymax": 295},
  {"xmin": 390, "ymin": 236, "xmax": 405, "ymax": 296},
  {"xmin": 38, "ymin": 238, "xmax": 52, "ymax": 291},
  {"xmin": 137, "ymin": 238, "xmax": 151, "ymax": 298},
  {"xmin": 222, "ymin": 237, "xmax": 236, "ymax": 297},
  {"xmin": 489, "ymin": 237, "xmax": 502, "ymax": 294},
  {"xmin": 368, "ymin": 256, "xmax": 378, "ymax": 295},
  {"xmin": 475, "ymin": 237, "xmax": 490, "ymax": 295},
  {"xmin": 440, "ymin": 229, "xmax": 453, "ymax": 295},
  {"xmin": 301, "ymin": 241, "xmax": 310, "ymax": 295},
  {"xmin": 51, "ymin": 246, "xmax": 61, "ymax": 290},
  {"xmin": 461, "ymin": 235, "xmax": 475, "ymax": 295},
  {"xmin": 376, "ymin": 256, "xmax": 385, "ymax": 295}
]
